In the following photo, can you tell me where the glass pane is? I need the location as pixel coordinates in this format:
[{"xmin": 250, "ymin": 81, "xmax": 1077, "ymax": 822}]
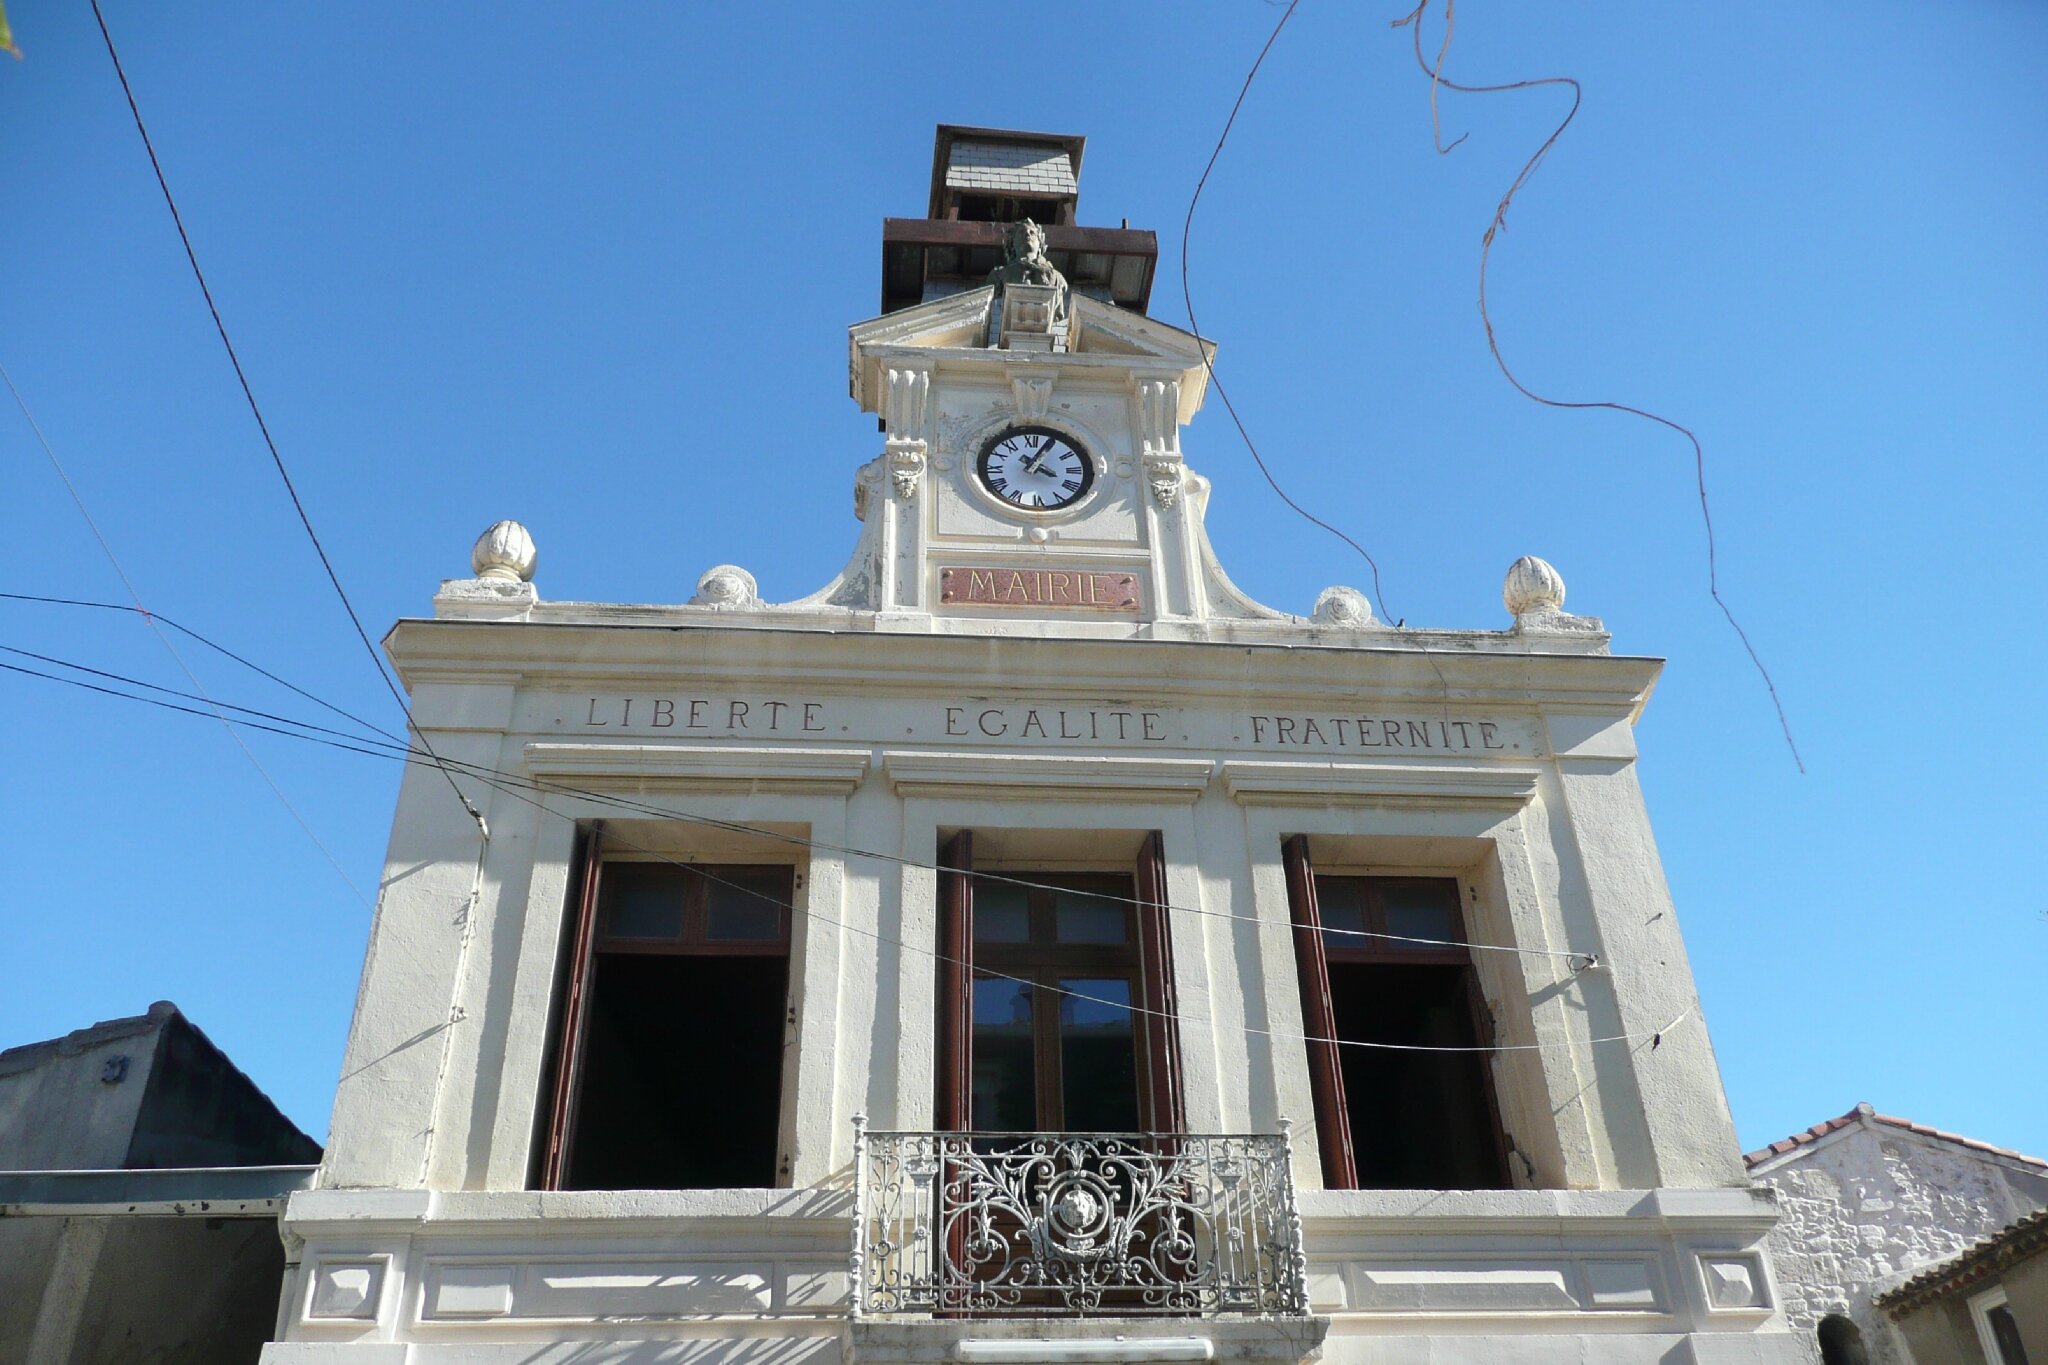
[
  {"xmin": 1054, "ymin": 888, "xmax": 1128, "ymax": 944},
  {"xmin": 1059, "ymin": 978, "xmax": 1139, "ymax": 1131},
  {"xmin": 974, "ymin": 883, "xmax": 1032, "ymax": 944},
  {"xmin": 599, "ymin": 865, "xmax": 685, "ymax": 939},
  {"xmin": 1316, "ymin": 877, "xmax": 1367, "ymax": 949},
  {"xmin": 971, "ymin": 977, "xmax": 1037, "ymax": 1131},
  {"xmin": 704, "ymin": 870, "xmax": 788, "ymax": 941},
  {"xmin": 1382, "ymin": 884, "xmax": 1459, "ymax": 945}
]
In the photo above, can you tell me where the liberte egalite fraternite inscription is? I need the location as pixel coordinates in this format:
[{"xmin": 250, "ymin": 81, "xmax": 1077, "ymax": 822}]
[{"xmin": 939, "ymin": 566, "xmax": 1141, "ymax": 612}]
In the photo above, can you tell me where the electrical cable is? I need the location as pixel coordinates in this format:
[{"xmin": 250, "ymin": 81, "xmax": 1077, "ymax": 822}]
[
  {"xmin": 1178, "ymin": 1, "xmax": 1399, "ymax": 625},
  {"xmin": 2, "ymin": 361, "xmax": 371, "ymax": 906},
  {"xmin": 392, "ymin": 728, "xmax": 1690, "ymax": 1058},
  {"xmin": 0, "ymin": 591, "xmax": 402, "ymax": 745},
  {"xmin": 1390, "ymin": 0, "xmax": 1803, "ymax": 772},
  {"xmin": 86, "ymin": 0, "xmax": 489, "ymax": 825},
  {"xmin": 0, "ymin": 643, "xmax": 403, "ymax": 748},
  {"xmin": 5, "ymin": 624, "xmax": 1600, "ymax": 970},
  {"xmin": 1178, "ymin": 0, "xmax": 1471, "ymax": 755},
  {"xmin": 8, "ymin": 652, "xmax": 1684, "ymax": 1054}
]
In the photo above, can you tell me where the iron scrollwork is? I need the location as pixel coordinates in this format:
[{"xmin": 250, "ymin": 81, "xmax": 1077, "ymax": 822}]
[{"xmin": 854, "ymin": 1130, "xmax": 1309, "ymax": 1318}]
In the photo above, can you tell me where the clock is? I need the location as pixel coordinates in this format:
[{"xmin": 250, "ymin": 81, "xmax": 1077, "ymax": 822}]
[{"xmin": 976, "ymin": 426, "xmax": 1095, "ymax": 512}]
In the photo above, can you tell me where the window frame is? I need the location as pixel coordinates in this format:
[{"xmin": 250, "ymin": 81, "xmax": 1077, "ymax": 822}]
[
  {"xmin": 936, "ymin": 831, "xmax": 1183, "ymax": 1136},
  {"xmin": 1282, "ymin": 837, "xmax": 1513, "ymax": 1191},
  {"xmin": 1970, "ymin": 1284, "xmax": 2027, "ymax": 1365},
  {"xmin": 537, "ymin": 832, "xmax": 798, "ymax": 1191},
  {"xmin": 590, "ymin": 860, "xmax": 794, "ymax": 958},
  {"xmin": 968, "ymin": 871, "xmax": 1145, "ymax": 1132}
]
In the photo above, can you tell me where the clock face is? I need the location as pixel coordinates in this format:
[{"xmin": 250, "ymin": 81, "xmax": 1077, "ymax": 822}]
[{"xmin": 976, "ymin": 426, "xmax": 1095, "ymax": 511}]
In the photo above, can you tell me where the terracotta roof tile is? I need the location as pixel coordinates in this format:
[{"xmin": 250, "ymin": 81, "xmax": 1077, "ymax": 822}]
[
  {"xmin": 1874, "ymin": 1207, "xmax": 2048, "ymax": 1315},
  {"xmin": 1744, "ymin": 1103, "xmax": 2047, "ymax": 1172}
]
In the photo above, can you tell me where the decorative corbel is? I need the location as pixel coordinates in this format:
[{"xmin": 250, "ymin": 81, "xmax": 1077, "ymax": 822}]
[
  {"xmin": 883, "ymin": 364, "xmax": 931, "ymax": 440},
  {"xmin": 1137, "ymin": 377, "xmax": 1181, "ymax": 460},
  {"xmin": 1144, "ymin": 454, "xmax": 1184, "ymax": 508},
  {"xmin": 1010, "ymin": 372, "xmax": 1054, "ymax": 421},
  {"xmin": 889, "ymin": 444, "xmax": 927, "ymax": 500},
  {"xmin": 881, "ymin": 363, "xmax": 933, "ymax": 500}
]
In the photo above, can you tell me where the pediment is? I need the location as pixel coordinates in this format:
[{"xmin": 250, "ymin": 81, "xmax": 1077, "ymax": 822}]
[{"xmin": 849, "ymin": 289, "xmax": 1216, "ymax": 417}]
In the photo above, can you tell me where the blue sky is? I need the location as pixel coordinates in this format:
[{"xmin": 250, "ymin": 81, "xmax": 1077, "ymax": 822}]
[{"xmin": 3, "ymin": 1, "xmax": 2043, "ymax": 1159}]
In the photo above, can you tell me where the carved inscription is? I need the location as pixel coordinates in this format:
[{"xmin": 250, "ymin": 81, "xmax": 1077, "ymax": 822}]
[
  {"xmin": 939, "ymin": 566, "xmax": 1141, "ymax": 613},
  {"xmin": 1247, "ymin": 714, "xmax": 1513, "ymax": 752},
  {"xmin": 944, "ymin": 706, "xmax": 1168, "ymax": 743},
  {"xmin": 556, "ymin": 696, "xmax": 1531, "ymax": 756},
  {"xmin": 577, "ymin": 697, "xmax": 828, "ymax": 733}
]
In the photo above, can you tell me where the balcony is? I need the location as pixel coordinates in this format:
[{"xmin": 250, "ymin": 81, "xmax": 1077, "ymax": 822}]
[{"xmin": 851, "ymin": 1124, "xmax": 1311, "ymax": 1319}]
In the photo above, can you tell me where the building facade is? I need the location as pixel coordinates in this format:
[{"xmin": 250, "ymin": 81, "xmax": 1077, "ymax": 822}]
[
  {"xmin": 1746, "ymin": 1104, "xmax": 2048, "ymax": 1364},
  {"xmin": 0, "ymin": 1001, "xmax": 320, "ymax": 1363},
  {"xmin": 1876, "ymin": 1208, "xmax": 2048, "ymax": 1365},
  {"xmin": 264, "ymin": 128, "xmax": 1805, "ymax": 1364}
]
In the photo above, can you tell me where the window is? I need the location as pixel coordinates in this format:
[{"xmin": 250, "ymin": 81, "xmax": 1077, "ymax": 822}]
[
  {"xmin": 936, "ymin": 831, "xmax": 1182, "ymax": 1134},
  {"xmin": 538, "ymin": 826, "xmax": 793, "ymax": 1190},
  {"xmin": 1282, "ymin": 837, "xmax": 1511, "ymax": 1190},
  {"xmin": 1971, "ymin": 1286, "xmax": 2032, "ymax": 1365}
]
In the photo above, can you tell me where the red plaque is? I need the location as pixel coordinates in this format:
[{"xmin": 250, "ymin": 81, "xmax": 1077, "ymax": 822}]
[{"xmin": 939, "ymin": 566, "xmax": 1142, "ymax": 613}]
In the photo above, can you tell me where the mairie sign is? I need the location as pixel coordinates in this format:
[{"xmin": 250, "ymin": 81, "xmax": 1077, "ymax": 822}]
[{"xmin": 938, "ymin": 565, "xmax": 1141, "ymax": 612}]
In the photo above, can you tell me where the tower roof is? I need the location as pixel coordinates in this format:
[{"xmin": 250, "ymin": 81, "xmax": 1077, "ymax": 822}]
[{"xmin": 882, "ymin": 124, "xmax": 1156, "ymax": 316}]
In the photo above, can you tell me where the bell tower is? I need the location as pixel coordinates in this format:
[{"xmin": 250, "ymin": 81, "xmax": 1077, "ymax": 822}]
[{"xmin": 832, "ymin": 127, "xmax": 1295, "ymax": 632}]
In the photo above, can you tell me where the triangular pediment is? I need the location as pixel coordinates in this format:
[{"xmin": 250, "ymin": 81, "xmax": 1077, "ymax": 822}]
[
  {"xmin": 849, "ymin": 289, "xmax": 1216, "ymax": 417},
  {"xmin": 848, "ymin": 286, "xmax": 998, "ymax": 355},
  {"xmin": 1067, "ymin": 295, "xmax": 1212, "ymax": 366}
]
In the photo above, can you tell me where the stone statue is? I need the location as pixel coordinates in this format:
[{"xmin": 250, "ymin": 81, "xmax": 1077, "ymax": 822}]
[{"xmin": 987, "ymin": 218, "xmax": 1069, "ymax": 327}]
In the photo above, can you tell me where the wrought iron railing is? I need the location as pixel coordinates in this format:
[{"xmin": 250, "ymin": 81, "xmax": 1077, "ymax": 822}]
[{"xmin": 851, "ymin": 1121, "xmax": 1310, "ymax": 1317}]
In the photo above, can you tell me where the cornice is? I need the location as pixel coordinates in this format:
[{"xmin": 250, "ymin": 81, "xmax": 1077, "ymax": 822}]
[
  {"xmin": 1219, "ymin": 760, "xmax": 1541, "ymax": 809},
  {"xmin": 882, "ymin": 750, "xmax": 1214, "ymax": 802},
  {"xmin": 523, "ymin": 742, "xmax": 870, "ymax": 795},
  {"xmin": 387, "ymin": 620, "xmax": 1662, "ymax": 717}
]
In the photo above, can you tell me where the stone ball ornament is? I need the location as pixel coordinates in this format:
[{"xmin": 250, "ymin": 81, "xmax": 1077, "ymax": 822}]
[
  {"xmin": 1503, "ymin": 555, "xmax": 1566, "ymax": 617},
  {"xmin": 471, "ymin": 520, "xmax": 537, "ymax": 582},
  {"xmin": 690, "ymin": 564, "xmax": 761, "ymax": 609},
  {"xmin": 1311, "ymin": 585, "xmax": 1375, "ymax": 627}
]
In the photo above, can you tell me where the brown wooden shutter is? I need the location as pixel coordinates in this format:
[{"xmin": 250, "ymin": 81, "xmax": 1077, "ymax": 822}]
[
  {"xmin": 1135, "ymin": 831, "xmax": 1185, "ymax": 1134},
  {"xmin": 541, "ymin": 821, "xmax": 606, "ymax": 1190},
  {"xmin": 1459, "ymin": 963, "xmax": 1516, "ymax": 1183},
  {"xmin": 1282, "ymin": 835, "xmax": 1356, "ymax": 1189},
  {"xmin": 936, "ymin": 831, "xmax": 974, "ymax": 1132}
]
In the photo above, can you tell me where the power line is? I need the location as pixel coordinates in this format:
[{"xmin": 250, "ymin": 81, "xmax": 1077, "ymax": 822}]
[
  {"xmin": 6, "ymin": 624, "xmax": 1598, "ymax": 971},
  {"xmin": 0, "ymin": 644, "xmax": 400, "ymax": 749},
  {"xmin": 1390, "ymin": 0, "xmax": 1803, "ymax": 772},
  {"xmin": 1180, "ymin": 1, "xmax": 1403, "ymax": 624},
  {"xmin": 85, "ymin": 0, "xmax": 488, "ymax": 825},
  {"xmin": 12, "ymin": 651, "xmax": 1670, "ymax": 1058},
  {"xmin": 1178, "ymin": 0, "xmax": 1474, "ymax": 753},
  {"xmin": 0, "ymin": 591, "xmax": 401, "ymax": 745},
  {"xmin": 1, "ymin": 361, "xmax": 371, "ymax": 906}
]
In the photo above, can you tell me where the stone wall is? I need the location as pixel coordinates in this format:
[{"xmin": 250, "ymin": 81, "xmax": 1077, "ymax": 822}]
[{"xmin": 1750, "ymin": 1110, "xmax": 2048, "ymax": 1363}]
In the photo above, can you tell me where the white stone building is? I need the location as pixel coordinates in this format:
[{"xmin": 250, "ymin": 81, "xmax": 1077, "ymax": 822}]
[
  {"xmin": 1746, "ymin": 1104, "xmax": 2048, "ymax": 1363},
  {"xmin": 263, "ymin": 127, "xmax": 1808, "ymax": 1363}
]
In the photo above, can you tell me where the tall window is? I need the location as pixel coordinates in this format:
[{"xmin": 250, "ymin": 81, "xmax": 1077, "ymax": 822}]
[
  {"xmin": 937, "ymin": 832, "xmax": 1182, "ymax": 1134},
  {"xmin": 539, "ymin": 827, "xmax": 793, "ymax": 1190},
  {"xmin": 1283, "ymin": 837, "xmax": 1510, "ymax": 1190}
]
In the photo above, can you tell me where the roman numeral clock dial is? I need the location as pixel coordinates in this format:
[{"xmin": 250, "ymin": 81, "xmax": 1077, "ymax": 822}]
[{"xmin": 976, "ymin": 426, "xmax": 1095, "ymax": 512}]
